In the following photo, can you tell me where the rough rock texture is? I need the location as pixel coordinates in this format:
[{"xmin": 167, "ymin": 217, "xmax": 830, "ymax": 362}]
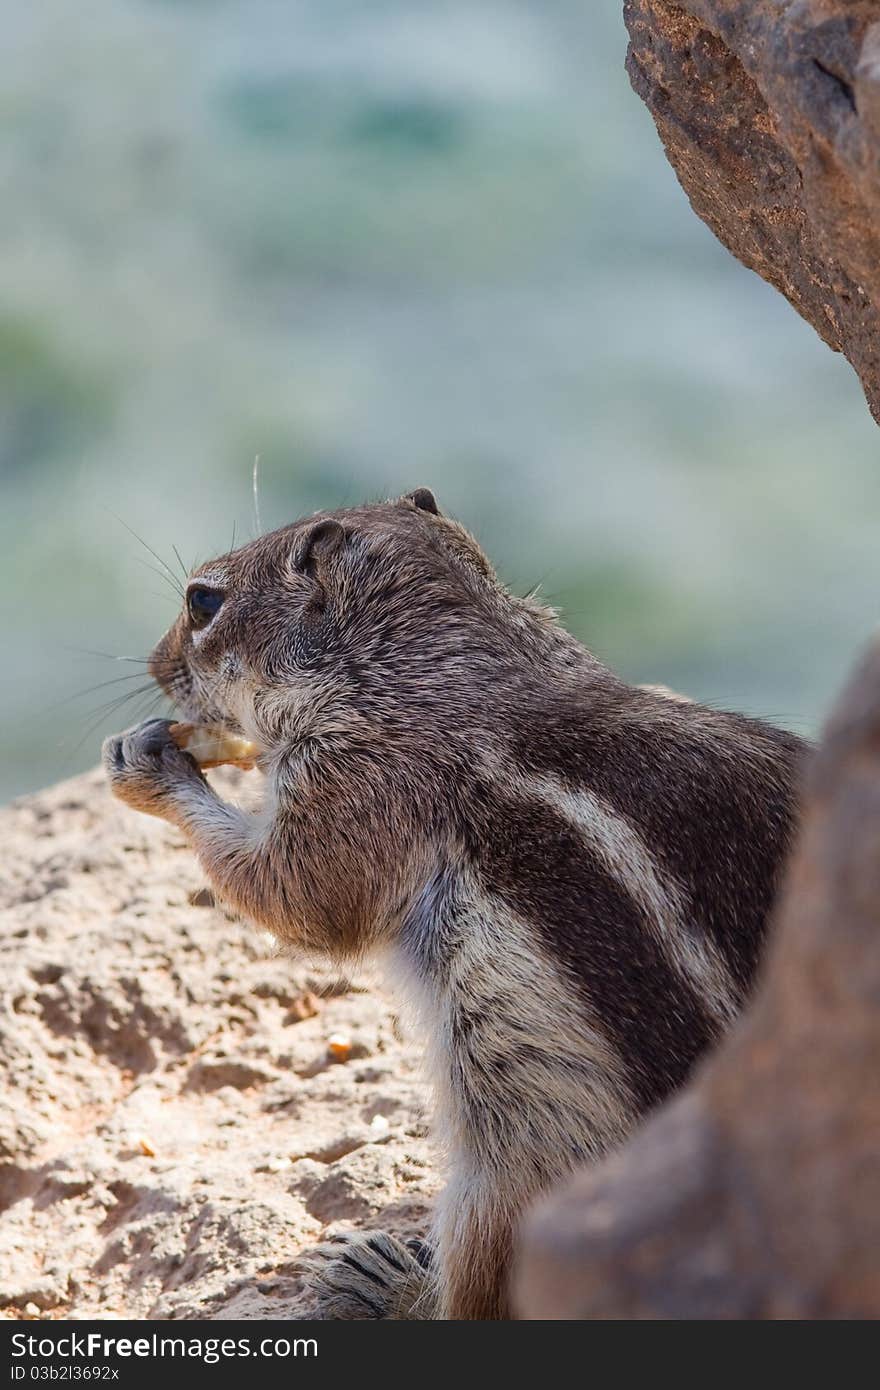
[
  {"xmin": 515, "ymin": 636, "xmax": 880, "ymax": 1319},
  {"xmin": 624, "ymin": 0, "xmax": 880, "ymax": 421},
  {"xmin": 0, "ymin": 769, "xmax": 436, "ymax": 1320}
]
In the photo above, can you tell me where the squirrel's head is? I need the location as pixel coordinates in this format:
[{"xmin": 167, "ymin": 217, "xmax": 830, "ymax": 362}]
[{"xmin": 149, "ymin": 490, "xmax": 559, "ymax": 757}]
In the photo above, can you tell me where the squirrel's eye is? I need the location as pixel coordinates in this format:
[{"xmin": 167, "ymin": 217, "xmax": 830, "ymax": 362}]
[{"xmin": 187, "ymin": 587, "xmax": 224, "ymax": 630}]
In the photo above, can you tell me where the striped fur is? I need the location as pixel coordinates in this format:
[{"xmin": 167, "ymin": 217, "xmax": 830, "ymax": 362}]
[
  {"xmin": 526, "ymin": 773, "xmax": 739, "ymax": 1024},
  {"xmin": 398, "ymin": 877, "xmax": 637, "ymax": 1319},
  {"xmin": 102, "ymin": 491, "xmax": 808, "ymax": 1319}
]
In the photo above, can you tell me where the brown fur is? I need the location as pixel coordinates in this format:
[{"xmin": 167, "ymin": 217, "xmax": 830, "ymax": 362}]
[{"xmin": 103, "ymin": 491, "xmax": 808, "ymax": 1319}]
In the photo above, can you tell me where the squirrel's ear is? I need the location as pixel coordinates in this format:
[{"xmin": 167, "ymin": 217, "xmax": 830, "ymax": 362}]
[
  {"xmin": 402, "ymin": 487, "xmax": 441, "ymax": 516},
  {"xmin": 292, "ymin": 518, "xmax": 346, "ymax": 576}
]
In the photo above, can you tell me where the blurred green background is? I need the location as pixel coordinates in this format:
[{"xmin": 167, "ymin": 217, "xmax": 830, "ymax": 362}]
[{"xmin": 1, "ymin": 1, "xmax": 877, "ymax": 804}]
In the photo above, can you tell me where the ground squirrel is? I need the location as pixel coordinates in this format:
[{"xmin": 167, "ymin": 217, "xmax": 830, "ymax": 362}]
[{"xmin": 103, "ymin": 490, "xmax": 807, "ymax": 1319}]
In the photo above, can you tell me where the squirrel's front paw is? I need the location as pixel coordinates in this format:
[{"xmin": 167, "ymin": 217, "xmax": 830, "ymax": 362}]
[{"xmin": 102, "ymin": 718, "xmax": 203, "ymax": 818}]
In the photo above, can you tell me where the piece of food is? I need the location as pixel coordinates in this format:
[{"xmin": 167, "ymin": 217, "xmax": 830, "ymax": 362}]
[
  {"xmin": 169, "ymin": 722, "xmax": 259, "ymax": 770},
  {"xmin": 327, "ymin": 1033, "xmax": 352, "ymax": 1062}
]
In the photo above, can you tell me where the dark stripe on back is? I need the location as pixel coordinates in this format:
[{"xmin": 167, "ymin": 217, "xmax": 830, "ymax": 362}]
[
  {"xmin": 465, "ymin": 784, "xmax": 717, "ymax": 1113},
  {"xmin": 510, "ymin": 686, "xmax": 805, "ymax": 992}
]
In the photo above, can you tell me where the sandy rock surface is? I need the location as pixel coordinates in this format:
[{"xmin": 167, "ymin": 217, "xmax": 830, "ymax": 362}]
[{"xmin": 0, "ymin": 769, "xmax": 436, "ymax": 1321}]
